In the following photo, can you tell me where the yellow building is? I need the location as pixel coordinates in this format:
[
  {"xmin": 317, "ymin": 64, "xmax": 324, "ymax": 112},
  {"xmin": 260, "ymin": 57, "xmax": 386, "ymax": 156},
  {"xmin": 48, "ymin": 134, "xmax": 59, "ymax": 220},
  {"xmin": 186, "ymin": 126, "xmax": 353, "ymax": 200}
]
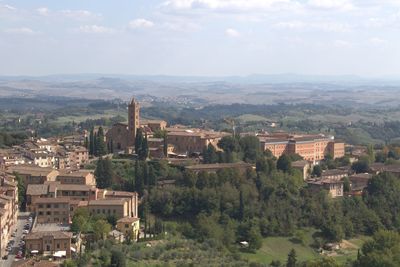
[{"xmin": 116, "ymin": 217, "xmax": 140, "ymax": 241}]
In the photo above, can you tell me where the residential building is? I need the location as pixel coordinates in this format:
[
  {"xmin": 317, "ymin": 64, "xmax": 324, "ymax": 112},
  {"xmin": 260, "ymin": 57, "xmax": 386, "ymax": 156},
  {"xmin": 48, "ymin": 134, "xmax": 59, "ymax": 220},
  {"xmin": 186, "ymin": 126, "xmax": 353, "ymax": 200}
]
[
  {"xmin": 33, "ymin": 197, "xmax": 70, "ymax": 224},
  {"xmin": 7, "ymin": 165, "xmax": 59, "ymax": 186},
  {"xmin": 116, "ymin": 217, "xmax": 140, "ymax": 241},
  {"xmin": 292, "ymin": 160, "xmax": 312, "ymax": 180},
  {"xmin": 25, "ymin": 231, "xmax": 73, "ymax": 258},
  {"xmin": 321, "ymin": 169, "xmax": 349, "ymax": 181},
  {"xmin": 307, "ymin": 179, "xmax": 344, "ymax": 198},
  {"xmin": 87, "ymin": 198, "xmax": 131, "ymax": 219},
  {"xmin": 56, "ymin": 170, "xmax": 96, "ymax": 186}
]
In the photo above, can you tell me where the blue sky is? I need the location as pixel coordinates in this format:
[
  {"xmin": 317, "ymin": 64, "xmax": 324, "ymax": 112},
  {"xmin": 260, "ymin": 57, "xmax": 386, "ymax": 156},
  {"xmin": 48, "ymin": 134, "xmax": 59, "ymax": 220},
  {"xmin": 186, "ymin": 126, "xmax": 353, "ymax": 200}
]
[{"xmin": 0, "ymin": 0, "xmax": 399, "ymax": 77}]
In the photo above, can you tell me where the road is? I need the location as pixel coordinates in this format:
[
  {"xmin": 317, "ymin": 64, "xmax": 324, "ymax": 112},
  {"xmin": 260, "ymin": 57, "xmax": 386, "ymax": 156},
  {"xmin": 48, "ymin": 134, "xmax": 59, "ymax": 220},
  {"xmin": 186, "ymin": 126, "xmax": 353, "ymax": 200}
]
[{"xmin": 0, "ymin": 212, "xmax": 31, "ymax": 267}]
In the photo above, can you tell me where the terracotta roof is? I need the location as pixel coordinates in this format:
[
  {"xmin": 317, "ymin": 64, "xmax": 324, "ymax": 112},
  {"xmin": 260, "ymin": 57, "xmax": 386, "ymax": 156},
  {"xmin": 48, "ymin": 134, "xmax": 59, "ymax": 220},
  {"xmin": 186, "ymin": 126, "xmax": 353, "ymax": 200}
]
[
  {"xmin": 26, "ymin": 184, "xmax": 49, "ymax": 196},
  {"xmin": 25, "ymin": 231, "xmax": 72, "ymax": 240},
  {"xmin": 117, "ymin": 216, "xmax": 140, "ymax": 223},
  {"xmin": 57, "ymin": 184, "xmax": 95, "ymax": 191},
  {"xmin": 89, "ymin": 198, "xmax": 128, "ymax": 206},
  {"xmin": 7, "ymin": 165, "xmax": 58, "ymax": 177},
  {"xmin": 104, "ymin": 190, "xmax": 137, "ymax": 197},
  {"xmin": 57, "ymin": 170, "xmax": 93, "ymax": 178},
  {"xmin": 33, "ymin": 197, "xmax": 70, "ymax": 204}
]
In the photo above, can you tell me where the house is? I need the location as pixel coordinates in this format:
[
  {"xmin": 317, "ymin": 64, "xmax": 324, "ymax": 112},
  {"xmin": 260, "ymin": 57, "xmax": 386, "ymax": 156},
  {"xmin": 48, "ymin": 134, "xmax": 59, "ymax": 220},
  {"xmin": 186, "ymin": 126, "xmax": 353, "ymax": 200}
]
[
  {"xmin": 116, "ymin": 216, "xmax": 140, "ymax": 241},
  {"xmin": 7, "ymin": 165, "xmax": 59, "ymax": 186},
  {"xmin": 33, "ymin": 197, "xmax": 71, "ymax": 224},
  {"xmin": 307, "ymin": 179, "xmax": 344, "ymax": 198},
  {"xmin": 56, "ymin": 170, "xmax": 96, "ymax": 186},
  {"xmin": 321, "ymin": 169, "xmax": 349, "ymax": 181},
  {"xmin": 25, "ymin": 231, "xmax": 73, "ymax": 258},
  {"xmin": 292, "ymin": 160, "xmax": 312, "ymax": 180},
  {"xmin": 87, "ymin": 198, "xmax": 132, "ymax": 219},
  {"xmin": 349, "ymin": 173, "xmax": 372, "ymax": 195}
]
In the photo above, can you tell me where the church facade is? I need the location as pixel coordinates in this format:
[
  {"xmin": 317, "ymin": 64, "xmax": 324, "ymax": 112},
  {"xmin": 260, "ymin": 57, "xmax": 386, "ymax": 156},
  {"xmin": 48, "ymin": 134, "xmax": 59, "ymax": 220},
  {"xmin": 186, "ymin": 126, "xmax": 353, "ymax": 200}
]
[{"xmin": 106, "ymin": 98, "xmax": 139, "ymax": 151}]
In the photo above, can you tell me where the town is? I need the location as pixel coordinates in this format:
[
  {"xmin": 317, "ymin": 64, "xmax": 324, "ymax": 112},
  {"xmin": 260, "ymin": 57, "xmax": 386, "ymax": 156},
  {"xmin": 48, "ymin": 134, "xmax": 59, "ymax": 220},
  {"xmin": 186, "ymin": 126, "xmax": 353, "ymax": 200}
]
[{"xmin": 1, "ymin": 95, "xmax": 399, "ymax": 266}]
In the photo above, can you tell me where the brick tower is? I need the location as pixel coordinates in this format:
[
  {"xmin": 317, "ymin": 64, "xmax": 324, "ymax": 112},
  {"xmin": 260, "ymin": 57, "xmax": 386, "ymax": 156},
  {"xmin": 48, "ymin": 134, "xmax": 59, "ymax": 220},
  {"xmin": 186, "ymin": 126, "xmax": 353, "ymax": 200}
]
[{"xmin": 128, "ymin": 97, "xmax": 139, "ymax": 146}]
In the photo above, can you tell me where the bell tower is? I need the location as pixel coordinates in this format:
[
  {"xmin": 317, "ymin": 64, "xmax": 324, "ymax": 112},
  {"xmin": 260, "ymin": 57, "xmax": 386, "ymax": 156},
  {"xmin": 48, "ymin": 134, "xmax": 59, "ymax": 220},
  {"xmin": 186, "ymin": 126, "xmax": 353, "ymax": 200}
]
[{"xmin": 128, "ymin": 97, "xmax": 139, "ymax": 146}]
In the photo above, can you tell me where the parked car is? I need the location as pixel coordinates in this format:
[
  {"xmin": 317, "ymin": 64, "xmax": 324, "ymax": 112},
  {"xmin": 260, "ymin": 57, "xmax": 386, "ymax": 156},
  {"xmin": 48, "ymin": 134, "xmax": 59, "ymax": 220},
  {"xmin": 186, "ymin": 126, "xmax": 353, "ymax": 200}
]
[
  {"xmin": 23, "ymin": 230, "xmax": 29, "ymax": 234},
  {"xmin": 15, "ymin": 254, "xmax": 22, "ymax": 259},
  {"xmin": 2, "ymin": 254, "xmax": 8, "ymax": 260}
]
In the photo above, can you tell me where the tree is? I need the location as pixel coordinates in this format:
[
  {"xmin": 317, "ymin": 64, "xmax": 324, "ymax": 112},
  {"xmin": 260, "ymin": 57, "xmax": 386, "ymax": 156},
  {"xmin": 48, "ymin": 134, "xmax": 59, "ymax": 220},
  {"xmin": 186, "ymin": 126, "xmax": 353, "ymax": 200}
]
[
  {"xmin": 240, "ymin": 136, "xmax": 261, "ymax": 163},
  {"xmin": 95, "ymin": 157, "xmax": 113, "ymax": 189},
  {"xmin": 203, "ymin": 144, "xmax": 218, "ymax": 164},
  {"xmin": 277, "ymin": 154, "xmax": 292, "ymax": 173},
  {"xmin": 354, "ymin": 230, "xmax": 400, "ymax": 267},
  {"xmin": 312, "ymin": 165, "xmax": 322, "ymax": 177},
  {"xmin": 135, "ymin": 128, "xmax": 143, "ymax": 155},
  {"xmin": 352, "ymin": 157, "xmax": 370, "ymax": 173},
  {"xmin": 134, "ymin": 160, "xmax": 144, "ymax": 195},
  {"xmin": 111, "ymin": 249, "xmax": 126, "ymax": 267},
  {"xmin": 286, "ymin": 249, "xmax": 297, "ymax": 267},
  {"xmin": 218, "ymin": 136, "xmax": 240, "ymax": 153},
  {"xmin": 93, "ymin": 219, "xmax": 111, "ymax": 240},
  {"xmin": 96, "ymin": 126, "xmax": 107, "ymax": 156},
  {"xmin": 89, "ymin": 127, "xmax": 95, "ymax": 155},
  {"xmin": 139, "ymin": 133, "xmax": 149, "ymax": 160},
  {"xmin": 15, "ymin": 173, "xmax": 26, "ymax": 211}
]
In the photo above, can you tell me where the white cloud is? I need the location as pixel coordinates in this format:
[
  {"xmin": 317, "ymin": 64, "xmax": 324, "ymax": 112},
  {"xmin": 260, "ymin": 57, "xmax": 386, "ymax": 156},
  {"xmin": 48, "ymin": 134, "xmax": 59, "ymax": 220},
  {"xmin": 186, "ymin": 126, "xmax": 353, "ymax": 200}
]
[
  {"xmin": 4, "ymin": 27, "xmax": 36, "ymax": 34},
  {"xmin": 333, "ymin": 39, "xmax": 351, "ymax": 47},
  {"xmin": 1, "ymin": 4, "xmax": 16, "ymax": 11},
  {"xmin": 76, "ymin": 25, "xmax": 115, "ymax": 34},
  {"xmin": 163, "ymin": 0, "xmax": 302, "ymax": 12},
  {"xmin": 129, "ymin": 19, "xmax": 154, "ymax": 29},
  {"xmin": 369, "ymin": 37, "xmax": 387, "ymax": 45},
  {"xmin": 37, "ymin": 7, "xmax": 49, "ymax": 16},
  {"xmin": 225, "ymin": 28, "xmax": 240, "ymax": 37},
  {"xmin": 275, "ymin": 21, "xmax": 306, "ymax": 29},
  {"xmin": 275, "ymin": 21, "xmax": 351, "ymax": 32},
  {"xmin": 61, "ymin": 9, "xmax": 101, "ymax": 20},
  {"xmin": 308, "ymin": 0, "xmax": 354, "ymax": 11}
]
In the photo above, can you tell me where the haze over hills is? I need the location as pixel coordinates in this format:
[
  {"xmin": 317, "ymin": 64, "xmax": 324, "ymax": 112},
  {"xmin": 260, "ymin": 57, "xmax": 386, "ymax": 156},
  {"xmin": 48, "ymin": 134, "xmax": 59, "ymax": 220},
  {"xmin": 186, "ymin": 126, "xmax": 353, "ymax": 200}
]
[{"xmin": 1, "ymin": 74, "xmax": 400, "ymax": 107}]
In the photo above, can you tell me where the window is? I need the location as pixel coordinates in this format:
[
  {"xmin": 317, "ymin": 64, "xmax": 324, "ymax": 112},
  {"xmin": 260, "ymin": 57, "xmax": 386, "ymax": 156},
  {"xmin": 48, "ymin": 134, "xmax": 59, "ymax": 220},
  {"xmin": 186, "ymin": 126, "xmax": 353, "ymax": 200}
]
[
  {"xmin": 54, "ymin": 204, "xmax": 59, "ymax": 208},
  {"xmin": 38, "ymin": 204, "xmax": 43, "ymax": 208},
  {"xmin": 47, "ymin": 211, "xmax": 51, "ymax": 215},
  {"xmin": 47, "ymin": 204, "xmax": 51, "ymax": 208},
  {"xmin": 125, "ymin": 224, "xmax": 129, "ymax": 228},
  {"xmin": 57, "ymin": 243, "xmax": 60, "ymax": 249},
  {"xmin": 38, "ymin": 211, "xmax": 43, "ymax": 215}
]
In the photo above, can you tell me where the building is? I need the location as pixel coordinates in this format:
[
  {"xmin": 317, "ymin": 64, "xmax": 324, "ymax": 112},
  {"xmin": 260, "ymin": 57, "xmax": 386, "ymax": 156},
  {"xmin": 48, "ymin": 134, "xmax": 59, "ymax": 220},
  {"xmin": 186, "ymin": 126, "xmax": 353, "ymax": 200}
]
[
  {"xmin": 307, "ymin": 179, "xmax": 344, "ymax": 198},
  {"xmin": 33, "ymin": 197, "xmax": 71, "ymax": 224},
  {"xmin": 321, "ymin": 169, "xmax": 349, "ymax": 180},
  {"xmin": 167, "ymin": 128, "xmax": 229, "ymax": 156},
  {"xmin": 106, "ymin": 98, "xmax": 139, "ymax": 151},
  {"xmin": 98, "ymin": 190, "xmax": 139, "ymax": 218},
  {"xmin": 68, "ymin": 146, "xmax": 89, "ymax": 169},
  {"xmin": 292, "ymin": 160, "xmax": 312, "ymax": 180},
  {"xmin": 258, "ymin": 132, "xmax": 345, "ymax": 163},
  {"xmin": 141, "ymin": 120, "xmax": 167, "ymax": 132},
  {"xmin": 56, "ymin": 170, "xmax": 96, "ymax": 186},
  {"xmin": 116, "ymin": 217, "xmax": 140, "ymax": 241},
  {"xmin": 25, "ymin": 231, "xmax": 73, "ymax": 258},
  {"xmin": 7, "ymin": 165, "xmax": 59, "ymax": 186},
  {"xmin": 349, "ymin": 173, "xmax": 372, "ymax": 195},
  {"xmin": 87, "ymin": 198, "xmax": 131, "ymax": 219}
]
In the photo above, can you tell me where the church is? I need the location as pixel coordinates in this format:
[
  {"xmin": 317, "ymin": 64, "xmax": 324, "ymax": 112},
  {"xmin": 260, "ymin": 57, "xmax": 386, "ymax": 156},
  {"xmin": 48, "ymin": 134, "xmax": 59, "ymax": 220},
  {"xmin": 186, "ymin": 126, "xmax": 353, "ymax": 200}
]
[{"xmin": 105, "ymin": 98, "xmax": 140, "ymax": 152}]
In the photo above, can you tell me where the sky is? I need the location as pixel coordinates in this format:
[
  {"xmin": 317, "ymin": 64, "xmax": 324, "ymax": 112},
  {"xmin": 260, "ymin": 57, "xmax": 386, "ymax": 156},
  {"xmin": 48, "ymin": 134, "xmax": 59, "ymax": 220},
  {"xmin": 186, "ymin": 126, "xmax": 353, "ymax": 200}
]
[{"xmin": 0, "ymin": 0, "xmax": 399, "ymax": 77}]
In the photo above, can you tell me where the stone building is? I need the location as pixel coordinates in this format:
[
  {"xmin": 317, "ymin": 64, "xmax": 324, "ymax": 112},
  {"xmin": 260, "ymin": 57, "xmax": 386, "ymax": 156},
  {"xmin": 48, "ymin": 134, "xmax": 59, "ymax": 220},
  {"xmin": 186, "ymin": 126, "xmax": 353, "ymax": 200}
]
[
  {"xmin": 25, "ymin": 231, "xmax": 73, "ymax": 258},
  {"xmin": 258, "ymin": 132, "xmax": 345, "ymax": 163},
  {"xmin": 106, "ymin": 98, "xmax": 139, "ymax": 151}
]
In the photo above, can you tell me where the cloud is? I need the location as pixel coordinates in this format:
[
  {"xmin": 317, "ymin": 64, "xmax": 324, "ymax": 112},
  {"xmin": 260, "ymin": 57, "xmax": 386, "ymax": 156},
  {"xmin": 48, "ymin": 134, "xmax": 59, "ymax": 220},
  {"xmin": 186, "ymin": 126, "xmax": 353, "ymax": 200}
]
[
  {"xmin": 4, "ymin": 27, "xmax": 36, "ymax": 34},
  {"xmin": 308, "ymin": 0, "xmax": 354, "ymax": 11},
  {"xmin": 163, "ymin": 0, "xmax": 302, "ymax": 12},
  {"xmin": 275, "ymin": 21, "xmax": 351, "ymax": 32},
  {"xmin": 61, "ymin": 9, "xmax": 101, "ymax": 20},
  {"xmin": 76, "ymin": 25, "xmax": 115, "ymax": 34},
  {"xmin": 37, "ymin": 7, "xmax": 49, "ymax": 16},
  {"xmin": 1, "ymin": 4, "xmax": 16, "ymax": 11},
  {"xmin": 225, "ymin": 28, "xmax": 240, "ymax": 37},
  {"xmin": 369, "ymin": 37, "xmax": 387, "ymax": 45},
  {"xmin": 129, "ymin": 19, "xmax": 154, "ymax": 29},
  {"xmin": 333, "ymin": 39, "xmax": 351, "ymax": 47}
]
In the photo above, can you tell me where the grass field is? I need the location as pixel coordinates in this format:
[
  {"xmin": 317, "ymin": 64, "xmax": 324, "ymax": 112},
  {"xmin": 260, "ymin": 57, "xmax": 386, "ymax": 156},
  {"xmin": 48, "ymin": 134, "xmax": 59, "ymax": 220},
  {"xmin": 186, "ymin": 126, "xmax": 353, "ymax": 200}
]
[
  {"xmin": 240, "ymin": 228, "xmax": 369, "ymax": 265},
  {"xmin": 55, "ymin": 109, "xmax": 127, "ymax": 124}
]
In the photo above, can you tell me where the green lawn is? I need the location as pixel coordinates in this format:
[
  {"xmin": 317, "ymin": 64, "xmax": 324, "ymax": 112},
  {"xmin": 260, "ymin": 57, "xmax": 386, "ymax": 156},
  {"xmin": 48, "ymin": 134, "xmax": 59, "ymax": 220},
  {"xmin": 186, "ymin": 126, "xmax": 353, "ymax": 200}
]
[{"xmin": 241, "ymin": 229, "xmax": 368, "ymax": 265}]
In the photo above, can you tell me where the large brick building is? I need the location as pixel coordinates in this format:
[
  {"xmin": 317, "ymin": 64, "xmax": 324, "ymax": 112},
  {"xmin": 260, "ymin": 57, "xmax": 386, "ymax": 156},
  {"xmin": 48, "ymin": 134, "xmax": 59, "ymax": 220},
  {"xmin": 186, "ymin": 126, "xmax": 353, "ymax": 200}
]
[{"xmin": 258, "ymin": 132, "xmax": 345, "ymax": 163}]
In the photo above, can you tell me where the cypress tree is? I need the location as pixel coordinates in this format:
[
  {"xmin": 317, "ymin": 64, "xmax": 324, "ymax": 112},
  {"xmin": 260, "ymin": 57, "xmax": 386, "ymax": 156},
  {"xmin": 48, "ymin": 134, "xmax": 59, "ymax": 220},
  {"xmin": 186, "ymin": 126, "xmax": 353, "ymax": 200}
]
[
  {"xmin": 286, "ymin": 249, "xmax": 297, "ymax": 267},
  {"xmin": 96, "ymin": 126, "xmax": 107, "ymax": 156},
  {"xmin": 135, "ymin": 128, "xmax": 143, "ymax": 154},
  {"xmin": 163, "ymin": 135, "xmax": 168, "ymax": 157},
  {"xmin": 89, "ymin": 128, "xmax": 94, "ymax": 155}
]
